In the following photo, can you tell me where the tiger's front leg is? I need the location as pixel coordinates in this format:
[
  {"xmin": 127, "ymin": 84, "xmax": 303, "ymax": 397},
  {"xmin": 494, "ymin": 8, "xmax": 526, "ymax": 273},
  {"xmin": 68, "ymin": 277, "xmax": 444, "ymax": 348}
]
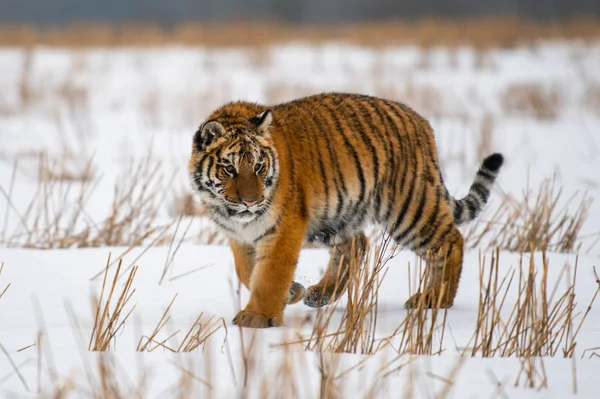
[{"xmin": 232, "ymin": 218, "xmax": 307, "ymax": 328}]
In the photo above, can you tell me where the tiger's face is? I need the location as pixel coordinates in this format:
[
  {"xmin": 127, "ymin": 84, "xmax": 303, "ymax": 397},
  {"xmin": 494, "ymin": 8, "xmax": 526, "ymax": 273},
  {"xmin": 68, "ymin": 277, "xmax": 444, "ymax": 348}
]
[{"xmin": 188, "ymin": 110, "xmax": 278, "ymax": 223}]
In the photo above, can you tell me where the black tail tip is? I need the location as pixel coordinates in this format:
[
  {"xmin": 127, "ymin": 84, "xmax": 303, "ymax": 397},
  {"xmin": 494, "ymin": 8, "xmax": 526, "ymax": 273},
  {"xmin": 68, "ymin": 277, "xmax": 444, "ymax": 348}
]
[{"xmin": 482, "ymin": 153, "xmax": 504, "ymax": 172}]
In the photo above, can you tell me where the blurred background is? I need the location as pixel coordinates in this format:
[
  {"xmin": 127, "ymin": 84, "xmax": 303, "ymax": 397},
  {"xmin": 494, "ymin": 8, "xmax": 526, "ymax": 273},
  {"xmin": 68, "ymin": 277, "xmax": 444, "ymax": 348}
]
[
  {"xmin": 1, "ymin": 0, "xmax": 600, "ymax": 46},
  {"xmin": 0, "ymin": 0, "xmax": 599, "ymax": 251},
  {"xmin": 2, "ymin": 0, "xmax": 600, "ymax": 24}
]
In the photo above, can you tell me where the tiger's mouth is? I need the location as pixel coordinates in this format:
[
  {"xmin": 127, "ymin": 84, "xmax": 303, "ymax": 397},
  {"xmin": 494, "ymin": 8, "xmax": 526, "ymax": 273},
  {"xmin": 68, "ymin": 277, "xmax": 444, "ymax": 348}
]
[
  {"xmin": 227, "ymin": 207, "xmax": 253, "ymax": 217},
  {"xmin": 224, "ymin": 201, "xmax": 269, "ymax": 220}
]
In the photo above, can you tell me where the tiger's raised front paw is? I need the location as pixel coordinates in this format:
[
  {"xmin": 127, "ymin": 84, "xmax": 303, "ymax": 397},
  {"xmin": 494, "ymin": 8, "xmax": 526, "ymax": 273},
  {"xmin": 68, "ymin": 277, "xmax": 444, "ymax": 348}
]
[{"xmin": 232, "ymin": 310, "xmax": 283, "ymax": 328}]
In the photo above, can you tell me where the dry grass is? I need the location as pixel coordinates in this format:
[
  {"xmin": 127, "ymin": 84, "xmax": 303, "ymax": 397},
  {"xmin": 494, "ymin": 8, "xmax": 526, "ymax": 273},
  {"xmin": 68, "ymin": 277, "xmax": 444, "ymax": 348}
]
[
  {"xmin": 0, "ymin": 155, "xmax": 176, "ymax": 249},
  {"xmin": 583, "ymin": 84, "xmax": 600, "ymax": 116},
  {"xmin": 389, "ymin": 258, "xmax": 449, "ymax": 356},
  {"xmin": 287, "ymin": 235, "xmax": 448, "ymax": 357},
  {"xmin": 2, "ymin": 17, "xmax": 600, "ymax": 47},
  {"xmin": 464, "ymin": 249, "xmax": 599, "ymax": 358},
  {"xmin": 501, "ymin": 83, "xmax": 562, "ymax": 120},
  {"xmin": 296, "ymin": 235, "xmax": 393, "ymax": 354},
  {"xmin": 465, "ymin": 176, "xmax": 593, "ymax": 253},
  {"xmin": 89, "ymin": 255, "xmax": 138, "ymax": 351},
  {"xmin": 172, "ymin": 192, "xmax": 206, "ymax": 217},
  {"xmin": 0, "ymin": 263, "xmax": 9, "ymax": 302},
  {"xmin": 4, "ymin": 247, "xmax": 597, "ymax": 396},
  {"xmin": 38, "ymin": 150, "xmax": 96, "ymax": 183},
  {"xmin": 137, "ymin": 293, "xmax": 228, "ymax": 353}
]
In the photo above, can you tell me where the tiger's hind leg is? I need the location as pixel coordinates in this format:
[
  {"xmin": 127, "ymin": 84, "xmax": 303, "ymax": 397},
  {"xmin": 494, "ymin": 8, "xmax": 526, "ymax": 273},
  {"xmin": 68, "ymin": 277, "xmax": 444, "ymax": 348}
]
[
  {"xmin": 304, "ymin": 233, "xmax": 368, "ymax": 308},
  {"xmin": 404, "ymin": 223, "xmax": 464, "ymax": 309}
]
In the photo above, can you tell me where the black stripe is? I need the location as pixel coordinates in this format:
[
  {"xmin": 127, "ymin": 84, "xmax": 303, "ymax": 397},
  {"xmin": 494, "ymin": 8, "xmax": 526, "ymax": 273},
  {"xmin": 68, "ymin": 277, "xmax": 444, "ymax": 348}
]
[
  {"xmin": 330, "ymin": 95, "xmax": 367, "ymax": 210},
  {"xmin": 322, "ymin": 99, "xmax": 365, "ymax": 208},
  {"xmin": 470, "ymin": 182, "xmax": 489, "ymax": 200},
  {"xmin": 343, "ymin": 97, "xmax": 380, "ymax": 191},
  {"xmin": 364, "ymin": 99, "xmax": 396, "ymax": 220},
  {"xmin": 212, "ymin": 219, "xmax": 236, "ymax": 233},
  {"xmin": 390, "ymin": 164, "xmax": 417, "ymax": 237},
  {"xmin": 281, "ymin": 124, "xmax": 296, "ymax": 189},
  {"xmin": 297, "ymin": 185, "xmax": 308, "ymax": 219},
  {"xmin": 402, "ymin": 107, "xmax": 431, "ymax": 183},
  {"xmin": 429, "ymin": 222, "xmax": 455, "ymax": 252},
  {"xmin": 264, "ymin": 146, "xmax": 277, "ymax": 188},
  {"xmin": 254, "ymin": 225, "xmax": 277, "ymax": 243},
  {"xmin": 477, "ymin": 169, "xmax": 496, "ymax": 180},
  {"xmin": 453, "ymin": 200, "xmax": 464, "ymax": 222},
  {"xmin": 301, "ymin": 107, "xmax": 330, "ymax": 218},
  {"xmin": 465, "ymin": 198, "xmax": 479, "ymax": 219},
  {"xmin": 413, "ymin": 191, "xmax": 442, "ymax": 250},
  {"xmin": 394, "ymin": 185, "xmax": 429, "ymax": 244},
  {"xmin": 380, "ymin": 102, "xmax": 408, "ymax": 221},
  {"xmin": 309, "ymin": 106, "xmax": 346, "ymax": 218},
  {"xmin": 206, "ymin": 156, "xmax": 215, "ymax": 178}
]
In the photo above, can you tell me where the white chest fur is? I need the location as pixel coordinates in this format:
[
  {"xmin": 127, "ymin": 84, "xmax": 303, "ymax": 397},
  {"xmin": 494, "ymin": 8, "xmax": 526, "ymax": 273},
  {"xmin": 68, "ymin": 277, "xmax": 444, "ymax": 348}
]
[{"xmin": 212, "ymin": 211, "xmax": 278, "ymax": 245}]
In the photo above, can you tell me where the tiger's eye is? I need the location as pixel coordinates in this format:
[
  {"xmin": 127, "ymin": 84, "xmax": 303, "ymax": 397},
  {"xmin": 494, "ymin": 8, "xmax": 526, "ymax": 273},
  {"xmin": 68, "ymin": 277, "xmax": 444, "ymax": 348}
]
[
  {"xmin": 254, "ymin": 163, "xmax": 264, "ymax": 173},
  {"xmin": 224, "ymin": 165, "xmax": 236, "ymax": 175}
]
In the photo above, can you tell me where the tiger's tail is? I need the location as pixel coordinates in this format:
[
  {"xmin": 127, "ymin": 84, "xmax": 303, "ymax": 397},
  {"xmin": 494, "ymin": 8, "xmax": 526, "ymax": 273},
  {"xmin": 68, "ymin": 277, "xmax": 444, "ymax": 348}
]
[{"xmin": 448, "ymin": 153, "xmax": 504, "ymax": 225}]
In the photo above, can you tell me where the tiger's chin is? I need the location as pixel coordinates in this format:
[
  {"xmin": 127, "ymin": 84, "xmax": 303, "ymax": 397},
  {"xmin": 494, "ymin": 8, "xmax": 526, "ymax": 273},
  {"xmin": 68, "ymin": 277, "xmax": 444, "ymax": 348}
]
[{"xmin": 226, "ymin": 207, "xmax": 262, "ymax": 223}]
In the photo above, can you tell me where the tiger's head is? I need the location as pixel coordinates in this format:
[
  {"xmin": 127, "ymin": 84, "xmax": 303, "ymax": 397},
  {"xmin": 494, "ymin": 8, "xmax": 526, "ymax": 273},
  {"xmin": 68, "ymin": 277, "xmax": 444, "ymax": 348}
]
[{"xmin": 188, "ymin": 108, "xmax": 278, "ymax": 223}]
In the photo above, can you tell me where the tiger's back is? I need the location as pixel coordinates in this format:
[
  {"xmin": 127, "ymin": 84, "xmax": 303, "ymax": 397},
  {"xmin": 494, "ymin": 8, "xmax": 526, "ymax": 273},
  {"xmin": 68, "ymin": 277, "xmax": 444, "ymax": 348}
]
[{"xmin": 270, "ymin": 93, "xmax": 453, "ymax": 250}]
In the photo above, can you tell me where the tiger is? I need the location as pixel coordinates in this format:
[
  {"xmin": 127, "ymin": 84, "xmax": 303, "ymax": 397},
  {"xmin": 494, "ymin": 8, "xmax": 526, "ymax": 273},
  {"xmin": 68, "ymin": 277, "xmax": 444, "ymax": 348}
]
[{"xmin": 188, "ymin": 92, "xmax": 503, "ymax": 328}]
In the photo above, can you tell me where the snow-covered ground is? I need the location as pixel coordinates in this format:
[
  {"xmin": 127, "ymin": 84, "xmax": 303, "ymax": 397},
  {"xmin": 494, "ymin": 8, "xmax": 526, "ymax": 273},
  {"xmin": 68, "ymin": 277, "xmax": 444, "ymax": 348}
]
[{"xmin": 1, "ymin": 42, "xmax": 600, "ymax": 397}]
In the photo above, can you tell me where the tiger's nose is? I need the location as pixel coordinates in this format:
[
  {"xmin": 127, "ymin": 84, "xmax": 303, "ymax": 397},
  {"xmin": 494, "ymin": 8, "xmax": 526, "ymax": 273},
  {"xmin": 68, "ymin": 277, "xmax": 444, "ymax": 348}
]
[{"xmin": 241, "ymin": 199, "xmax": 258, "ymax": 207}]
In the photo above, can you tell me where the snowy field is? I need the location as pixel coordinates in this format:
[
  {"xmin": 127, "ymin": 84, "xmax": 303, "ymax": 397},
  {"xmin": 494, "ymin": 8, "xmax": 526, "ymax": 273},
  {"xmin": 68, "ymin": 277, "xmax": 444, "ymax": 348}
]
[{"xmin": 1, "ymin": 42, "xmax": 600, "ymax": 397}]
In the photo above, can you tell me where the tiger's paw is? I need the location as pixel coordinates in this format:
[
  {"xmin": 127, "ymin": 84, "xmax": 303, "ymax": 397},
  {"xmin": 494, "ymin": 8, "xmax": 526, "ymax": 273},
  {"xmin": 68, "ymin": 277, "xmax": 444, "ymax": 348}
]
[
  {"xmin": 286, "ymin": 281, "xmax": 306, "ymax": 305},
  {"xmin": 232, "ymin": 310, "xmax": 283, "ymax": 328},
  {"xmin": 404, "ymin": 291, "xmax": 453, "ymax": 309},
  {"xmin": 304, "ymin": 283, "xmax": 342, "ymax": 308}
]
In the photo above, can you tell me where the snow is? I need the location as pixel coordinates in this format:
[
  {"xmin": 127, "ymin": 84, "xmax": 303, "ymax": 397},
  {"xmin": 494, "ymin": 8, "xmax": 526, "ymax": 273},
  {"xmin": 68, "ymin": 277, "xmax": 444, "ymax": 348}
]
[{"xmin": 1, "ymin": 42, "xmax": 600, "ymax": 397}]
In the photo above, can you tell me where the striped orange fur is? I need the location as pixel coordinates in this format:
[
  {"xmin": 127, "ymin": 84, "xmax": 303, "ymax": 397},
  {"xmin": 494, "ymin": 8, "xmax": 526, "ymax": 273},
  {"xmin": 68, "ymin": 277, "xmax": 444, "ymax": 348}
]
[{"xmin": 188, "ymin": 93, "xmax": 504, "ymax": 328}]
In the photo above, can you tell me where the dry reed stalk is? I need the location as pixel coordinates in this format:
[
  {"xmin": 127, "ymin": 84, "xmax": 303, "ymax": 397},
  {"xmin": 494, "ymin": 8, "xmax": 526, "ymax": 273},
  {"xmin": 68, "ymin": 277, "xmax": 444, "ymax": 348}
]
[
  {"xmin": 38, "ymin": 150, "xmax": 96, "ymax": 183},
  {"xmin": 318, "ymin": 351, "xmax": 342, "ymax": 399},
  {"xmin": 384, "ymin": 255, "xmax": 449, "ymax": 356},
  {"xmin": 301, "ymin": 234, "xmax": 396, "ymax": 354},
  {"xmin": 137, "ymin": 294, "xmax": 179, "ymax": 352},
  {"xmin": 160, "ymin": 215, "xmax": 195, "ymax": 284},
  {"xmin": 95, "ymin": 156, "xmax": 172, "ymax": 247},
  {"xmin": 0, "ymin": 343, "xmax": 30, "ymax": 392},
  {"xmin": 172, "ymin": 192, "xmax": 206, "ymax": 217},
  {"xmin": 1, "ymin": 159, "xmax": 18, "ymax": 243},
  {"xmin": 583, "ymin": 84, "xmax": 600, "ymax": 116},
  {"xmin": 260, "ymin": 328, "xmax": 310, "ymax": 399},
  {"xmin": 173, "ymin": 363, "xmax": 213, "ymax": 395},
  {"xmin": 137, "ymin": 294, "xmax": 227, "ymax": 354},
  {"xmin": 582, "ymin": 346, "xmax": 600, "ymax": 359},
  {"xmin": 0, "ymin": 155, "xmax": 173, "ymax": 249},
  {"xmin": 501, "ymin": 83, "xmax": 562, "ymax": 120},
  {"xmin": 18, "ymin": 46, "xmax": 33, "ymax": 107},
  {"xmin": 476, "ymin": 115, "xmax": 494, "ymax": 164},
  {"xmin": 465, "ymin": 248, "xmax": 599, "ymax": 358},
  {"xmin": 398, "ymin": 354, "xmax": 466, "ymax": 399},
  {"xmin": 290, "ymin": 234, "xmax": 449, "ymax": 357},
  {"xmin": 176, "ymin": 313, "xmax": 227, "ymax": 352},
  {"xmin": 0, "ymin": 263, "xmax": 10, "ymax": 301},
  {"xmin": 89, "ymin": 255, "xmax": 138, "ymax": 351},
  {"xmin": 465, "ymin": 175, "xmax": 593, "ymax": 253}
]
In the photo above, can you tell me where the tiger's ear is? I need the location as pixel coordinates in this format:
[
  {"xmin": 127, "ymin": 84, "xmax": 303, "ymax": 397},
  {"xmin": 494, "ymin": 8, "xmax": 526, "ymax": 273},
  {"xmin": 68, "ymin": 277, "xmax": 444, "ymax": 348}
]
[
  {"xmin": 249, "ymin": 110, "xmax": 273, "ymax": 135},
  {"xmin": 193, "ymin": 121, "xmax": 225, "ymax": 151}
]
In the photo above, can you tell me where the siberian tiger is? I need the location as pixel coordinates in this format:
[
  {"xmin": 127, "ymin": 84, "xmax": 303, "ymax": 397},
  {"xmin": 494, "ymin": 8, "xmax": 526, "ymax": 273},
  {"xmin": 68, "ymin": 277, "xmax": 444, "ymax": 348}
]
[{"xmin": 188, "ymin": 93, "xmax": 503, "ymax": 328}]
